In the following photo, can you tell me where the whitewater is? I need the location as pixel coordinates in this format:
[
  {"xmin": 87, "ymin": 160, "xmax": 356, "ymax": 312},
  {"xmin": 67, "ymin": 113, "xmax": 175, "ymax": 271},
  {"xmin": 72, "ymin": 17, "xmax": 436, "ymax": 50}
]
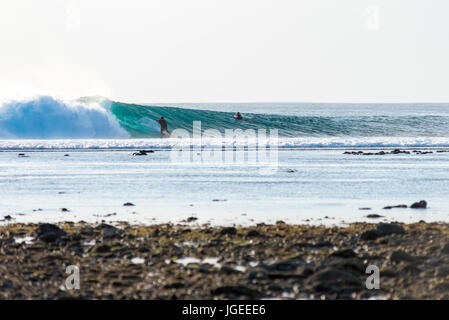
[{"xmin": 1, "ymin": 96, "xmax": 449, "ymax": 150}]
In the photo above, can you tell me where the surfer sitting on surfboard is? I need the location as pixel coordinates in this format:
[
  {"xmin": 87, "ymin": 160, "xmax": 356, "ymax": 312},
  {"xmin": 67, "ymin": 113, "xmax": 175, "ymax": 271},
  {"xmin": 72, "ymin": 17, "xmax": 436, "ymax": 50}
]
[
  {"xmin": 234, "ymin": 112, "xmax": 256, "ymax": 123},
  {"xmin": 157, "ymin": 116, "xmax": 171, "ymax": 137}
]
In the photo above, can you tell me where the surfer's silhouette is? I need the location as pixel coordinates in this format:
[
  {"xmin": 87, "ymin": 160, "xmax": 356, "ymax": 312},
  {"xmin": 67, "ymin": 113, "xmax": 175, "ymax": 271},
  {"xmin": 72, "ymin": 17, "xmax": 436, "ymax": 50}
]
[
  {"xmin": 234, "ymin": 112, "xmax": 243, "ymax": 120},
  {"xmin": 157, "ymin": 116, "xmax": 171, "ymax": 137},
  {"xmin": 234, "ymin": 112, "xmax": 255, "ymax": 123}
]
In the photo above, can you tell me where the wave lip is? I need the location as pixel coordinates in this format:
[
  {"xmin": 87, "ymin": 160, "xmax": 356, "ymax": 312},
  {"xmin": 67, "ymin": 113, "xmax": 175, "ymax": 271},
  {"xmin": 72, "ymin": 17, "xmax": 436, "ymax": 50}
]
[{"xmin": 0, "ymin": 96, "xmax": 129, "ymax": 139}]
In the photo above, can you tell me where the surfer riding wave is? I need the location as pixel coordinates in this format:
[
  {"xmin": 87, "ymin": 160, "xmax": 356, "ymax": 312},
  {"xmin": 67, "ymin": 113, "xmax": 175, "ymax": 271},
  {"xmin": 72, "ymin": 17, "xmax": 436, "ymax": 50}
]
[{"xmin": 156, "ymin": 116, "xmax": 171, "ymax": 137}]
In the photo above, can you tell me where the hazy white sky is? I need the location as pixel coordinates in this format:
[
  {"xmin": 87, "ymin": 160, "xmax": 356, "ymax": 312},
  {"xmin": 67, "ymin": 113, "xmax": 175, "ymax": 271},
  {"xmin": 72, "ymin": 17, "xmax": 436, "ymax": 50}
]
[{"xmin": 1, "ymin": 0, "xmax": 448, "ymax": 102}]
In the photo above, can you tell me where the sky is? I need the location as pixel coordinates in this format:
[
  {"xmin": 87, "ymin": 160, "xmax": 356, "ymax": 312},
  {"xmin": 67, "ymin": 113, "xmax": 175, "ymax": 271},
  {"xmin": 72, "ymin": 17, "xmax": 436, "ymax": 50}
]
[{"xmin": 0, "ymin": 0, "xmax": 448, "ymax": 103}]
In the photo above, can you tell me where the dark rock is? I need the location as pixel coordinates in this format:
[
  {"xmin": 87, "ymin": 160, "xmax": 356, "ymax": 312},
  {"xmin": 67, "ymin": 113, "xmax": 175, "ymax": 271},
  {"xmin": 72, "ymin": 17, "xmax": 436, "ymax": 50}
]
[
  {"xmin": 361, "ymin": 223, "xmax": 405, "ymax": 241},
  {"xmin": 4, "ymin": 215, "xmax": 13, "ymax": 221},
  {"xmin": 314, "ymin": 241, "xmax": 334, "ymax": 248},
  {"xmin": 305, "ymin": 267, "xmax": 361, "ymax": 291},
  {"xmin": 99, "ymin": 224, "xmax": 119, "ymax": 238},
  {"xmin": 410, "ymin": 200, "xmax": 427, "ymax": 209},
  {"xmin": 164, "ymin": 282, "xmax": 185, "ymax": 289},
  {"xmin": 132, "ymin": 150, "xmax": 154, "ymax": 156},
  {"xmin": 390, "ymin": 250, "xmax": 415, "ymax": 263},
  {"xmin": 435, "ymin": 266, "xmax": 449, "ymax": 277},
  {"xmin": 383, "ymin": 204, "xmax": 407, "ymax": 209},
  {"xmin": 377, "ymin": 223, "xmax": 406, "ymax": 235},
  {"xmin": 366, "ymin": 214, "xmax": 383, "ymax": 218},
  {"xmin": 328, "ymin": 258, "xmax": 365, "ymax": 274},
  {"xmin": 123, "ymin": 202, "xmax": 135, "ymax": 206},
  {"xmin": 35, "ymin": 224, "xmax": 67, "ymax": 243},
  {"xmin": 212, "ymin": 286, "xmax": 261, "ymax": 299},
  {"xmin": 186, "ymin": 217, "xmax": 198, "ymax": 222},
  {"xmin": 266, "ymin": 258, "xmax": 305, "ymax": 272},
  {"xmin": 441, "ymin": 243, "xmax": 449, "ymax": 255},
  {"xmin": 80, "ymin": 226, "xmax": 94, "ymax": 236},
  {"xmin": 94, "ymin": 244, "xmax": 111, "ymax": 253},
  {"xmin": 220, "ymin": 227, "xmax": 237, "ymax": 236},
  {"xmin": 330, "ymin": 249, "xmax": 357, "ymax": 259},
  {"xmin": 246, "ymin": 230, "xmax": 261, "ymax": 237},
  {"xmin": 60, "ymin": 208, "xmax": 70, "ymax": 212},
  {"xmin": 360, "ymin": 229, "xmax": 381, "ymax": 241},
  {"xmin": 359, "ymin": 207, "xmax": 371, "ymax": 210},
  {"xmin": 220, "ymin": 265, "xmax": 242, "ymax": 274}
]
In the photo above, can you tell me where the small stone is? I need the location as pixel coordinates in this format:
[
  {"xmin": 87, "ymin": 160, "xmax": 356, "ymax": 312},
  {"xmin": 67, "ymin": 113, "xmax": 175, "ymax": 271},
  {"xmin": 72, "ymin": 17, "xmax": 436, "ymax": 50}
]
[
  {"xmin": 94, "ymin": 245, "xmax": 111, "ymax": 253},
  {"xmin": 305, "ymin": 267, "xmax": 361, "ymax": 291},
  {"xmin": 390, "ymin": 250, "xmax": 415, "ymax": 263},
  {"xmin": 435, "ymin": 266, "xmax": 449, "ymax": 277},
  {"xmin": 383, "ymin": 205, "xmax": 407, "ymax": 209},
  {"xmin": 441, "ymin": 243, "xmax": 449, "ymax": 255},
  {"xmin": 186, "ymin": 217, "xmax": 198, "ymax": 222},
  {"xmin": 366, "ymin": 214, "xmax": 383, "ymax": 218},
  {"xmin": 123, "ymin": 202, "xmax": 135, "ymax": 206},
  {"xmin": 220, "ymin": 227, "xmax": 237, "ymax": 236},
  {"xmin": 212, "ymin": 286, "xmax": 261, "ymax": 299},
  {"xmin": 60, "ymin": 208, "xmax": 70, "ymax": 212},
  {"xmin": 267, "ymin": 258, "xmax": 305, "ymax": 271},
  {"xmin": 246, "ymin": 230, "xmax": 261, "ymax": 237},
  {"xmin": 360, "ymin": 229, "xmax": 381, "ymax": 240},
  {"xmin": 330, "ymin": 249, "xmax": 357, "ymax": 259},
  {"xmin": 220, "ymin": 265, "xmax": 242, "ymax": 274},
  {"xmin": 100, "ymin": 224, "xmax": 119, "ymax": 238}
]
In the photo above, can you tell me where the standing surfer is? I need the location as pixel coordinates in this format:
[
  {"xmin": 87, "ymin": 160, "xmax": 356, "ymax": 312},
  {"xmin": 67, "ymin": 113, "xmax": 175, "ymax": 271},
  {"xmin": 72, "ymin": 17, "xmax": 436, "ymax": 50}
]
[{"xmin": 157, "ymin": 116, "xmax": 171, "ymax": 137}]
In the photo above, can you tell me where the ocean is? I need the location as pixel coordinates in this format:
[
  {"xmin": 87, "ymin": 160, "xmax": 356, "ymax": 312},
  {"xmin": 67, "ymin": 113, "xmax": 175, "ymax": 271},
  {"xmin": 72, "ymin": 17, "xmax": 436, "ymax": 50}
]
[{"xmin": 1, "ymin": 96, "xmax": 449, "ymax": 225}]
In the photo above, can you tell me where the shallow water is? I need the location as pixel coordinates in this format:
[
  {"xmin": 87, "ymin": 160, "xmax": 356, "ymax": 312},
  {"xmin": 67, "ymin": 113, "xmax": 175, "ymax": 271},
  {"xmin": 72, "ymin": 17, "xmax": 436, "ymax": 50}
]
[{"xmin": 1, "ymin": 149, "xmax": 448, "ymax": 226}]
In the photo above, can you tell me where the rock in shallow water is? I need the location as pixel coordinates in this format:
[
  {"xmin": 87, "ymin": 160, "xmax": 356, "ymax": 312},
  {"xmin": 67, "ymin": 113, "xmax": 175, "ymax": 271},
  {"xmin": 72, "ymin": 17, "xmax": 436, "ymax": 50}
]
[
  {"xmin": 383, "ymin": 204, "xmax": 407, "ymax": 209},
  {"xmin": 410, "ymin": 200, "xmax": 427, "ymax": 209},
  {"xmin": 123, "ymin": 202, "xmax": 135, "ymax": 206}
]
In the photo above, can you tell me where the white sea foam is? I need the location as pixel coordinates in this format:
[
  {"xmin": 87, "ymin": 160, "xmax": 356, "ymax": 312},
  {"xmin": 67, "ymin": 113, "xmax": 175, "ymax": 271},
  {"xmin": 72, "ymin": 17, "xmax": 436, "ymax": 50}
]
[
  {"xmin": 0, "ymin": 96, "xmax": 128, "ymax": 139},
  {"xmin": 1, "ymin": 137, "xmax": 449, "ymax": 151}
]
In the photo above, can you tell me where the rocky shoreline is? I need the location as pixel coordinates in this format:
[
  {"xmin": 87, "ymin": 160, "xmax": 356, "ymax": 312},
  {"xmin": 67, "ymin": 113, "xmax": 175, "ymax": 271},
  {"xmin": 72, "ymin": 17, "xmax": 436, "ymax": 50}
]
[{"xmin": 1, "ymin": 221, "xmax": 449, "ymax": 299}]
